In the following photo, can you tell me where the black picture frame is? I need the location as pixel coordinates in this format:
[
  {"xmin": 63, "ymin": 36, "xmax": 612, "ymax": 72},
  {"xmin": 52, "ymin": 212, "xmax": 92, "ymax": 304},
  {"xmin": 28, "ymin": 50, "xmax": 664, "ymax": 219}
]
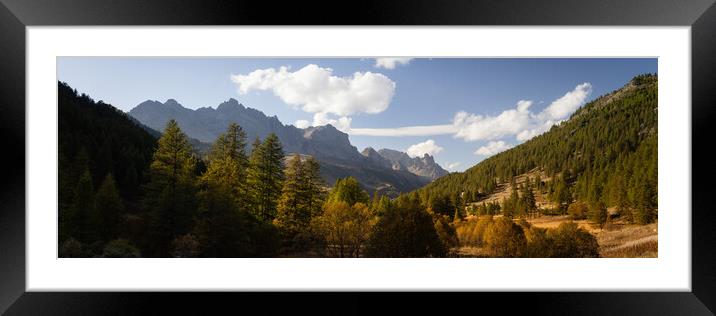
[{"xmin": 1, "ymin": 0, "xmax": 715, "ymax": 314}]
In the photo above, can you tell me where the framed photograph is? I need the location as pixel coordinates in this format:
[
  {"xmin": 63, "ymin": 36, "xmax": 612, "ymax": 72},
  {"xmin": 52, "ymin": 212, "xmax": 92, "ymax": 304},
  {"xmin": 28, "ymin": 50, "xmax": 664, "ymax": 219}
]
[{"xmin": 2, "ymin": 0, "xmax": 715, "ymax": 314}]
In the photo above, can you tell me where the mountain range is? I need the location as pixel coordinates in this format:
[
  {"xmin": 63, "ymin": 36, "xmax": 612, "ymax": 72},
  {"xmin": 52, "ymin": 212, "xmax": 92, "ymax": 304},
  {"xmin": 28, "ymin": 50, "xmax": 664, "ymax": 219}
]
[{"xmin": 128, "ymin": 98, "xmax": 448, "ymax": 196}]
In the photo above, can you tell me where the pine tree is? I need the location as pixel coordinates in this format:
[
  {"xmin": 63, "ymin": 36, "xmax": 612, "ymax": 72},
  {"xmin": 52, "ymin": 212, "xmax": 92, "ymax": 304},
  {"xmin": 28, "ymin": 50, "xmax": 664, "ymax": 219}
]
[
  {"xmin": 521, "ymin": 183, "xmax": 536, "ymax": 218},
  {"xmin": 302, "ymin": 156, "xmax": 325, "ymax": 218},
  {"xmin": 93, "ymin": 173, "xmax": 124, "ymax": 242},
  {"xmin": 193, "ymin": 123, "xmax": 256, "ymax": 257},
  {"xmin": 246, "ymin": 133, "xmax": 285, "ymax": 221},
  {"xmin": 70, "ymin": 167, "xmax": 94, "ymax": 243},
  {"xmin": 552, "ymin": 175, "xmax": 571, "ymax": 214},
  {"xmin": 589, "ymin": 201, "xmax": 608, "ymax": 229},
  {"xmin": 143, "ymin": 119, "xmax": 198, "ymax": 256},
  {"xmin": 202, "ymin": 123, "xmax": 248, "ymax": 205},
  {"xmin": 275, "ymin": 154, "xmax": 308, "ymax": 241}
]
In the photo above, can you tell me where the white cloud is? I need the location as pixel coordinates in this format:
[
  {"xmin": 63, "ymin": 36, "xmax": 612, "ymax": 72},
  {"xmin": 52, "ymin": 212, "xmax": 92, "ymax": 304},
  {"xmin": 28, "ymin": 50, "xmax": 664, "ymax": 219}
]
[
  {"xmin": 311, "ymin": 112, "xmax": 352, "ymax": 133},
  {"xmin": 406, "ymin": 139, "xmax": 443, "ymax": 158},
  {"xmin": 452, "ymin": 100, "xmax": 533, "ymax": 141},
  {"xmin": 374, "ymin": 58, "xmax": 414, "ymax": 69},
  {"xmin": 231, "ymin": 64, "xmax": 396, "ymax": 117},
  {"xmin": 474, "ymin": 141, "xmax": 513, "ymax": 157},
  {"xmin": 446, "ymin": 162, "xmax": 461, "ymax": 170},
  {"xmin": 539, "ymin": 82, "xmax": 592, "ymax": 121},
  {"xmin": 294, "ymin": 120, "xmax": 310, "ymax": 129},
  {"xmin": 513, "ymin": 82, "xmax": 592, "ymax": 141}
]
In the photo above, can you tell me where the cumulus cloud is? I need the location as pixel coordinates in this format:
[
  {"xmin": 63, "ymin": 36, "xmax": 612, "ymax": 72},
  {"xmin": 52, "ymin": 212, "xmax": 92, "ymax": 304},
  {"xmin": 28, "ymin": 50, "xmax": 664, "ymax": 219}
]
[
  {"xmin": 539, "ymin": 82, "xmax": 592, "ymax": 121},
  {"xmin": 474, "ymin": 141, "xmax": 513, "ymax": 156},
  {"xmin": 406, "ymin": 139, "xmax": 443, "ymax": 158},
  {"xmin": 445, "ymin": 162, "xmax": 461, "ymax": 170},
  {"xmin": 311, "ymin": 112, "xmax": 353, "ymax": 132},
  {"xmin": 456, "ymin": 83, "xmax": 591, "ymax": 142},
  {"xmin": 452, "ymin": 100, "xmax": 533, "ymax": 141},
  {"xmin": 231, "ymin": 64, "xmax": 396, "ymax": 117},
  {"xmin": 374, "ymin": 58, "xmax": 414, "ymax": 69}
]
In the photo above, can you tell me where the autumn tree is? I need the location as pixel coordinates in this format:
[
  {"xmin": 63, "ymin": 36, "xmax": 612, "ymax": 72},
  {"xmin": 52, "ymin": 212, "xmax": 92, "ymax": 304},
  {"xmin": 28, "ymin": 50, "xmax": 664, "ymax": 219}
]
[
  {"xmin": 365, "ymin": 195, "xmax": 446, "ymax": 257},
  {"xmin": 483, "ymin": 216, "xmax": 527, "ymax": 257},
  {"xmin": 312, "ymin": 201, "xmax": 376, "ymax": 257},
  {"xmin": 325, "ymin": 177, "xmax": 370, "ymax": 206}
]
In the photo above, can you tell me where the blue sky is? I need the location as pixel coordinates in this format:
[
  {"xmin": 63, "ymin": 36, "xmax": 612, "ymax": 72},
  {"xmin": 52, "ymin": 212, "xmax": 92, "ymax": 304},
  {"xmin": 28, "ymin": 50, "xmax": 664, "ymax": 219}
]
[{"xmin": 58, "ymin": 57, "xmax": 657, "ymax": 172}]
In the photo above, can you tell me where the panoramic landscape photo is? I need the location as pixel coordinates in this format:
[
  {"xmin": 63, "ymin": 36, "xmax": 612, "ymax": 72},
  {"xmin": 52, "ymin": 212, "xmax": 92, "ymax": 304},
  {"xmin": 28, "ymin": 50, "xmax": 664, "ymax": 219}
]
[{"xmin": 57, "ymin": 57, "xmax": 658, "ymax": 258}]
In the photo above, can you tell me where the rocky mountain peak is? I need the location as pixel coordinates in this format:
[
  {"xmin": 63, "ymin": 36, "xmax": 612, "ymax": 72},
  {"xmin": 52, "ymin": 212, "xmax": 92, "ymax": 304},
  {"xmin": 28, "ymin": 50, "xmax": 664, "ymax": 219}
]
[
  {"xmin": 216, "ymin": 98, "xmax": 244, "ymax": 111},
  {"xmin": 377, "ymin": 148, "xmax": 448, "ymax": 181}
]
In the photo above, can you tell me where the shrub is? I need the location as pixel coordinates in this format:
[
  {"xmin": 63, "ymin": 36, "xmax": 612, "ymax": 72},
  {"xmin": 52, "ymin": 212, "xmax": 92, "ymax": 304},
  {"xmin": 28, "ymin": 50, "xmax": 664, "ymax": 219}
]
[
  {"xmin": 546, "ymin": 222, "xmax": 599, "ymax": 258},
  {"xmin": 567, "ymin": 201, "xmax": 589, "ymax": 220},
  {"xmin": 59, "ymin": 238, "xmax": 85, "ymax": 258},
  {"xmin": 524, "ymin": 226, "xmax": 551, "ymax": 257},
  {"xmin": 483, "ymin": 217, "xmax": 527, "ymax": 257},
  {"xmin": 171, "ymin": 234, "xmax": 201, "ymax": 258},
  {"xmin": 102, "ymin": 239, "xmax": 141, "ymax": 258}
]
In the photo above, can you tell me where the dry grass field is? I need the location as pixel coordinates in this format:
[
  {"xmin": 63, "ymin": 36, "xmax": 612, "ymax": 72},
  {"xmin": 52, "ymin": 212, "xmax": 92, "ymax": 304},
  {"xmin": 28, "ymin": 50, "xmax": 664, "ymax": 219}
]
[
  {"xmin": 452, "ymin": 215, "xmax": 657, "ymax": 258},
  {"xmin": 528, "ymin": 215, "xmax": 657, "ymax": 258}
]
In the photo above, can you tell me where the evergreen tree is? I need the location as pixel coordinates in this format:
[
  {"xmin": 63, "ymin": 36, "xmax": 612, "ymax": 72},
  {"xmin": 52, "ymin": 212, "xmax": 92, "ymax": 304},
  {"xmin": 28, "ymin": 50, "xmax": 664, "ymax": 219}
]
[
  {"xmin": 193, "ymin": 123, "xmax": 266, "ymax": 257},
  {"xmin": 246, "ymin": 133, "xmax": 285, "ymax": 221},
  {"xmin": 521, "ymin": 183, "xmax": 537, "ymax": 217},
  {"xmin": 69, "ymin": 167, "xmax": 95, "ymax": 243},
  {"xmin": 143, "ymin": 119, "xmax": 198, "ymax": 256},
  {"xmin": 93, "ymin": 173, "xmax": 124, "ymax": 242},
  {"xmin": 274, "ymin": 154, "xmax": 313, "ymax": 245},
  {"xmin": 552, "ymin": 175, "xmax": 571, "ymax": 214},
  {"xmin": 202, "ymin": 123, "xmax": 249, "ymax": 205},
  {"xmin": 302, "ymin": 156, "xmax": 325, "ymax": 218},
  {"xmin": 588, "ymin": 201, "xmax": 608, "ymax": 229}
]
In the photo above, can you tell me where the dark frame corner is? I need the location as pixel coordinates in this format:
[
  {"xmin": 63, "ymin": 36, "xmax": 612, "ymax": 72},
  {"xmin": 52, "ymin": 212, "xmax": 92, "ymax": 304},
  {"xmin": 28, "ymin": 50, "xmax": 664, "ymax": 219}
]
[{"xmin": 1, "ymin": 0, "xmax": 715, "ymax": 314}]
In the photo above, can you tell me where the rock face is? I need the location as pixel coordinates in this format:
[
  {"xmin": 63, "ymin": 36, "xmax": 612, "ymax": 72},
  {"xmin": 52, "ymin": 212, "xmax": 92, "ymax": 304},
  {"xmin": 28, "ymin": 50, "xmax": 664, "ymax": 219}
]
[
  {"xmin": 128, "ymin": 98, "xmax": 448, "ymax": 196},
  {"xmin": 361, "ymin": 147, "xmax": 393, "ymax": 170},
  {"xmin": 377, "ymin": 149, "xmax": 449, "ymax": 181}
]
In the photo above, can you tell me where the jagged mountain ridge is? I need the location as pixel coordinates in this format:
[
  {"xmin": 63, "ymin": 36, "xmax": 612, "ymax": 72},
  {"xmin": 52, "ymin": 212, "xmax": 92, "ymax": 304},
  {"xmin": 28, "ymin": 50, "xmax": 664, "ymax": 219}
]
[
  {"xmin": 128, "ymin": 98, "xmax": 448, "ymax": 196},
  {"xmin": 366, "ymin": 148, "xmax": 449, "ymax": 181}
]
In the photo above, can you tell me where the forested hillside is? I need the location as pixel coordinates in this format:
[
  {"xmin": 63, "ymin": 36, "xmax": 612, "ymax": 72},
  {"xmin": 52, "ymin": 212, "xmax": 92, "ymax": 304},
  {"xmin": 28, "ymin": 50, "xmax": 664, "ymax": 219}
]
[
  {"xmin": 58, "ymin": 81, "xmax": 157, "ymax": 211},
  {"xmin": 416, "ymin": 74, "xmax": 658, "ymax": 224}
]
